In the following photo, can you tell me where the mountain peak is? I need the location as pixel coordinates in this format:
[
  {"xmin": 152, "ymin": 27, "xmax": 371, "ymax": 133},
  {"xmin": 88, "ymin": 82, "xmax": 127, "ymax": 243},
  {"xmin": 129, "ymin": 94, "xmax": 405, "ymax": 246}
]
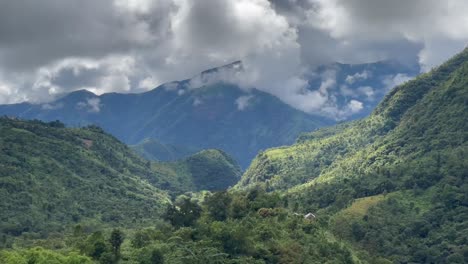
[
  {"xmin": 58, "ymin": 89, "xmax": 98, "ymax": 102},
  {"xmin": 374, "ymin": 46, "xmax": 468, "ymax": 122},
  {"xmin": 238, "ymin": 46, "xmax": 468, "ymax": 191},
  {"xmin": 200, "ymin": 60, "xmax": 243, "ymax": 76},
  {"xmin": 67, "ymin": 89, "xmax": 97, "ymax": 97}
]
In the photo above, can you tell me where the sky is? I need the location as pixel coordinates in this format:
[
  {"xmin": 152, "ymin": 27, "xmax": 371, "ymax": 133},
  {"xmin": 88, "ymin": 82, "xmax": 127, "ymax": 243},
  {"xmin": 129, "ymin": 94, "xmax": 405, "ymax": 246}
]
[{"xmin": 0, "ymin": 0, "xmax": 467, "ymax": 114}]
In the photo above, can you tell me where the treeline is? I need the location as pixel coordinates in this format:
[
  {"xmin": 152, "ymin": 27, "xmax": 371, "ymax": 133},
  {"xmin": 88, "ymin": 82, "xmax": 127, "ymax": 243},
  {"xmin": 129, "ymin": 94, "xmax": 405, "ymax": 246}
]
[{"xmin": 1, "ymin": 189, "xmax": 357, "ymax": 264}]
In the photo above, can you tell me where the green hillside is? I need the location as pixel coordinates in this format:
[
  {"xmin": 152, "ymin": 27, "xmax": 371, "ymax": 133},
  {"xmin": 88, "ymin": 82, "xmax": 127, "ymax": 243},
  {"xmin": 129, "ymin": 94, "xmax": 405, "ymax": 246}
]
[
  {"xmin": 0, "ymin": 118, "xmax": 242, "ymax": 238},
  {"xmin": 0, "ymin": 60, "xmax": 418, "ymax": 169},
  {"xmin": 168, "ymin": 149, "xmax": 242, "ymax": 191},
  {"xmin": 0, "ymin": 118, "xmax": 171, "ymax": 236},
  {"xmin": 131, "ymin": 138, "xmax": 198, "ymax": 162},
  {"xmin": 238, "ymin": 47, "xmax": 468, "ymax": 191},
  {"xmin": 0, "ymin": 81, "xmax": 331, "ymax": 169},
  {"xmin": 0, "ymin": 49, "xmax": 466, "ymax": 263},
  {"xmin": 149, "ymin": 149, "xmax": 242, "ymax": 195},
  {"xmin": 235, "ymin": 48, "xmax": 468, "ymax": 262},
  {"xmin": 0, "ymin": 118, "xmax": 356, "ymax": 263},
  {"xmin": 131, "ymin": 139, "xmax": 242, "ymax": 192}
]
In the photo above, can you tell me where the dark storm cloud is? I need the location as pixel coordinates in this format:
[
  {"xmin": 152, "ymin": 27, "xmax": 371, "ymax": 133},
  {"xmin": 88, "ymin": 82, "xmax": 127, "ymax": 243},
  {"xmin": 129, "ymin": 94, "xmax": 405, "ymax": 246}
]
[
  {"xmin": 50, "ymin": 67, "xmax": 104, "ymax": 91},
  {"xmin": 0, "ymin": 0, "xmax": 466, "ymax": 117},
  {"xmin": 0, "ymin": 0, "xmax": 122, "ymax": 70},
  {"xmin": 306, "ymin": 0, "xmax": 468, "ymax": 69},
  {"xmin": 0, "ymin": 0, "xmax": 174, "ymax": 71},
  {"xmin": 297, "ymin": 27, "xmax": 423, "ymax": 67},
  {"xmin": 268, "ymin": 0, "xmax": 313, "ymax": 19}
]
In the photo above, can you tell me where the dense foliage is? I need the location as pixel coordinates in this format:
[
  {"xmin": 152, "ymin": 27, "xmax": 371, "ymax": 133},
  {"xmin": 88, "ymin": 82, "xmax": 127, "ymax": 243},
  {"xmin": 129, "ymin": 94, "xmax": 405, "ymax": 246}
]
[
  {"xmin": 0, "ymin": 118, "xmax": 171, "ymax": 239},
  {"xmin": 1, "ymin": 190, "xmax": 359, "ymax": 264},
  {"xmin": 0, "ymin": 83, "xmax": 330, "ymax": 169},
  {"xmin": 168, "ymin": 149, "xmax": 242, "ymax": 191},
  {"xmin": 131, "ymin": 138, "xmax": 198, "ymax": 162},
  {"xmin": 0, "ymin": 49, "xmax": 466, "ymax": 263},
  {"xmin": 0, "ymin": 118, "xmax": 241, "ymax": 242},
  {"xmin": 237, "ymin": 48, "xmax": 468, "ymax": 262},
  {"xmin": 0, "ymin": 61, "xmax": 415, "ymax": 168},
  {"xmin": 148, "ymin": 149, "xmax": 242, "ymax": 195}
]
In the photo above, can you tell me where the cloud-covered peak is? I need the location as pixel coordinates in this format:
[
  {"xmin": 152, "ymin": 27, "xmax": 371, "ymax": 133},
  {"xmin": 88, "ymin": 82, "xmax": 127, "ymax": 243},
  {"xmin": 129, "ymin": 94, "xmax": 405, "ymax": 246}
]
[
  {"xmin": 77, "ymin": 98, "xmax": 102, "ymax": 113},
  {"xmin": 0, "ymin": 0, "xmax": 466, "ymax": 117}
]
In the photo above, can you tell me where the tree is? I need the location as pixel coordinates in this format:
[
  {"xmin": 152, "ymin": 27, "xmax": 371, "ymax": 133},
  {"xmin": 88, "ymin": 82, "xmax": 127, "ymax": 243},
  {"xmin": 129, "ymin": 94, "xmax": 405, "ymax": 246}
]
[
  {"xmin": 351, "ymin": 222, "xmax": 366, "ymax": 241},
  {"xmin": 136, "ymin": 247, "xmax": 165, "ymax": 264},
  {"xmin": 82, "ymin": 231, "xmax": 110, "ymax": 260},
  {"xmin": 132, "ymin": 230, "xmax": 152, "ymax": 249},
  {"xmin": 48, "ymin": 120, "xmax": 65, "ymax": 128},
  {"xmin": 149, "ymin": 249, "xmax": 164, "ymax": 264},
  {"xmin": 204, "ymin": 191, "xmax": 232, "ymax": 221},
  {"xmin": 109, "ymin": 229, "xmax": 124, "ymax": 261},
  {"xmin": 164, "ymin": 199, "xmax": 201, "ymax": 228}
]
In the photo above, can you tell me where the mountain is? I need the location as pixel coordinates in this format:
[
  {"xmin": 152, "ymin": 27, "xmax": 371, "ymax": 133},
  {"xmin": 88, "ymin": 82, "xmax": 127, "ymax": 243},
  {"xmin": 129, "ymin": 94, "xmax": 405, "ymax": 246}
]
[
  {"xmin": 0, "ymin": 61, "xmax": 417, "ymax": 168},
  {"xmin": 308, "ymin": 60, "xmax": 419, "ymax": 119},
  {"xmin": 0, "ymin": 118, "xmax": 242, "ymax": 238},
  {"xmin": 152, "ymin": 149, "xmax": 242, "ymax": 193},
  {"xmin": 238, "ymin": 48, "xmax": 467, "ymax": 191},
  {"xmin": 131, "ymin": 138, "xmax": 198, "ymax": 162},
  {"xmin": 236, "ymin": 48, "xmax": 468, "ymax": 262},
  {"xmin": 168, "ymin": 149, "xmax": 242, "ymax": 191},
  {"xmin": 0, "ymin": 118, "xmax": 170, "ymax": 236},
  {"xmin": 0, "ymin": 84, "xmax": 330, "ymax": 169},
  {"xmin": 0, "ymin": 117, "xmax": 354, "ymax": 263},
  {"xmin": 0, "ymin": 51, "xmax": 464, "ymax": 263}
]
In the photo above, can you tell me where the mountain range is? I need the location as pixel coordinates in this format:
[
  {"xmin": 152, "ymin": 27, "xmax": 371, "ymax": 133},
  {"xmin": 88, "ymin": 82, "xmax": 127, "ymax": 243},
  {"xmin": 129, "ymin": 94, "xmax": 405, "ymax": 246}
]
[
  {"xmin": 0, "ymin": 48, "xmax": 466, "ymax": 263},
  {"xmin": 235, "ymin": 47, "xmax": 468, "ymax": 262},
  {"xmin": 0, "ymin": 60, "xmax": 418, "ymax": 168},
  {"xmin": 0, "ymin": 118, "xmax": 240, "ymax": 237}
]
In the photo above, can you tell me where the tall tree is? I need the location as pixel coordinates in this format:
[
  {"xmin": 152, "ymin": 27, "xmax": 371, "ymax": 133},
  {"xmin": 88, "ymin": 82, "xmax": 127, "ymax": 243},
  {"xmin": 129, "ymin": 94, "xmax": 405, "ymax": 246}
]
[{"xmin": 109, "ymin": 229, "xmax": 124, "ymax": 261}]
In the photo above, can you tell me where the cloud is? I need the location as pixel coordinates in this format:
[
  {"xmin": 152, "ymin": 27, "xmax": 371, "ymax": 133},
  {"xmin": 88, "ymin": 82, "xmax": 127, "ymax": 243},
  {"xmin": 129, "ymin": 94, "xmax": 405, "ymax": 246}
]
[
  {"xmin": 193, "ymin": 98, "xmax": 203, "ymax": 106},
  {"xmin": 187, "ymin": 61, "xmax": 243, "ymax": 89},
  {"xmin": 382, "ymin": 73, "xmax": 413, "ymax": 91},
  {"xmin": 0, "ymin": 0, "xmax": 466, "ymax": 118},
  {"xmin": 235, "ymin": 95, "xmax": 254, "ymax": 110},
  {"xmin": 346, "ymin": 100, "xmax": 363, "ymax": 114},
  {"xmin": 356, "ymin": 86, "xmax": 375, "ymax": 100},
  {"xmin": 22, "ymin": 56, "xmax": 137, "ymax": 103},
  {"xmin": 177, "ymin": 89, "xmax": 186, "ymax": 96},
  {"xmin": 139, "ymin": 77, "xmax": 160, "ymax": 90},
  {"xmin": 321, "ymin": 99, "xmax": 363, "ymax": 120},
  {"xmin": 77, "ymin": 98, "xmax": 102, "ymax": 113},
  {"xmin": 0, "ymin": 83, "xmax": 13, "ymax": 104},
  {"xmin": 345, "ymin": 70, "xmax": 371, "ymax": 84},
  {"xmin": 41, "ymin": 102, "xmax": 64, "ymax": 110},
  {"xmin": 301, "ymin": 0, "xmax": 468, "ymax": 70},
  {"xmin": 0, "ymin": 0, "xmax": 169, "ymax": 71}
]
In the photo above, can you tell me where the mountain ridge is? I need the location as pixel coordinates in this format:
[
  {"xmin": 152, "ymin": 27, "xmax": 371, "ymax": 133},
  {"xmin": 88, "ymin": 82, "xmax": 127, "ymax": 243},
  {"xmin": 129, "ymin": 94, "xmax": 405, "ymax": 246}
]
[
  {"xmin": 0, "ymin": 49, "xmax": 466, "ymax": 264},
  {"xmin": 0, "ymin": 60, "xmax": 417, "ymax": 168},
  {"xmin": 234, "ymin": 47, "xmax": 468, "ymax": 263},
  {"xmin": 238, "ymin": 47, "xmax": 468, "ymax": 191},
  {"xmin": 0, "ymin": 117, "xmax": 242, "ymax": 237}
]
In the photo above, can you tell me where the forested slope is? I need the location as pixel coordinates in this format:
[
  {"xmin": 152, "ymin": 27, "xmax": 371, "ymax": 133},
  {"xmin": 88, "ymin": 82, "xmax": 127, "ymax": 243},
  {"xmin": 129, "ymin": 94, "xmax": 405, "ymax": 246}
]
[
  {"xmin": 0, "ymin": 118, "xmax": 242, "ymax": 238},
  {"xmin": 0, "ymin": 48, "xmax": 466, "ymax": 264},
  {"xmin": 0, "ymin": 118, "xmax": 171, "ymax": 236},
  {"xmin": 236, "ymin": 47, "xmax": 468, "ymax": 263},
  {"xmin": 238, "ymin": 47, "xmax": 468, "ymax": 192}
]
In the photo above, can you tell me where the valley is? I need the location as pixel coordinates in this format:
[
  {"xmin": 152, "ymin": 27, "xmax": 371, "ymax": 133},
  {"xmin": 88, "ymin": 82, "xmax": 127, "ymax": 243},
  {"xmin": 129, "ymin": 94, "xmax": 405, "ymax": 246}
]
[
  {"xmin": 0, "ymin": 48, "xmax": 466, "ymax": 263},
  {"xmin": 0, "ymin": 60, "xmax": 416, "ymax": 169}
]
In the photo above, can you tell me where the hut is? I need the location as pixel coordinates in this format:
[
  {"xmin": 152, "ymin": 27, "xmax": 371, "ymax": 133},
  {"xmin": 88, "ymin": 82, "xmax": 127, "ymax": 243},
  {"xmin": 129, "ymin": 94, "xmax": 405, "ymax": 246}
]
[{"xmin": 304, "ymin": 213, "xmax": 316, "ymax": 220}]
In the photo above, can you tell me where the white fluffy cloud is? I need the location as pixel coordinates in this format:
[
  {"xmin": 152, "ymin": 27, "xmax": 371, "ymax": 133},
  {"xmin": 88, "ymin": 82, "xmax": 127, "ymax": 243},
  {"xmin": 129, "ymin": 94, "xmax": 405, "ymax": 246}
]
[
  {"xmin": 77, "ymin": 98, "xmax": 102, "ymax": 113},
  {"xmin": 235, "ymin": 95, "xmax": 254, "ymax": 111},
  {"xmin": 302, "ymin": 0, "xmax": 468, "ymax": 70},
  {"xmin": 0, "ymin": 0, "xmax": 466, "ymax": 118},
  {"xmin": 382, "ymin": 73, "xmax": 413, "ymax": 91},
  {"xmin": 345, "ymin": 71, "xmax": 370, "ymax": 84}
]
